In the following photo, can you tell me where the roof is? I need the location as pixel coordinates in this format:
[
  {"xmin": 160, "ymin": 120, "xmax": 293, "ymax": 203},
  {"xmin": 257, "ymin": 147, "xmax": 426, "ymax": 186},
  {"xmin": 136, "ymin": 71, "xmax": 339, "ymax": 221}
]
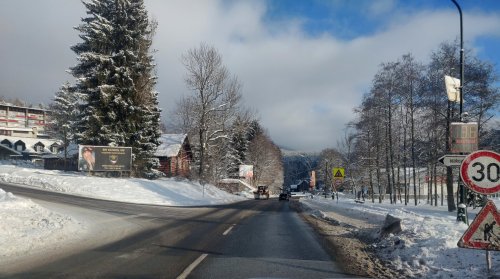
[
  {"xmin": 155, "ymin": 134, "xmax": 188, "ymax": 157},
  {"xmin": 0, "ymin": 136, "xmax": 61, "ymax": 148},
  {"xmin": 0, "ymin": 136, "xmax": 62, "ymax": 155},
  {"xmin": 0, "ymin": 144, "xmax": 21, "ymax": 156},
  {"xmin": 42, "ymin": 143, "xmax": 79, "ymax": 159}
]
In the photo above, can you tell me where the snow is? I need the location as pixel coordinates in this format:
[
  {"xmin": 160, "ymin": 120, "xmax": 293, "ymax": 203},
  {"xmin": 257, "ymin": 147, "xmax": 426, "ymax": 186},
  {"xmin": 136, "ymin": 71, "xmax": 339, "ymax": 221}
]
[
  {"xmin": 1, "ymin": 162, "xmax": 499, "ymax": 278},
  {"xmin": 0, "ymin": 188, "xmax": 85, "ymax": 264},
  {"xmin": 0, "ymin": 163, "xmax": 246, "ymax": 267},
  {"xmin": 300, "ymin": 194, "xmax": 500, "ymax": 278}
]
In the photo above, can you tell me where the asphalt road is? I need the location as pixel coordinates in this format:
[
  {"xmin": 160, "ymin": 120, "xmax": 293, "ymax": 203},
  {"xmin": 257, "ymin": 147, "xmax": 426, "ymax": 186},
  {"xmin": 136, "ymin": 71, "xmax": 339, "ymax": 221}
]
[{"xmin": 1, "ymin": 184, "xmax": 352, "ymax": 279}]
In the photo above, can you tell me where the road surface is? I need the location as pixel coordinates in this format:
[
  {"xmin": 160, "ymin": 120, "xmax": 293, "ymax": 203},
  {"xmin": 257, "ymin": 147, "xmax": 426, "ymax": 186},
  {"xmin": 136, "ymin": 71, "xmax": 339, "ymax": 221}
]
[{"xmin": 2, "ymin": 183, "xmax": 352, "ymax": 278}]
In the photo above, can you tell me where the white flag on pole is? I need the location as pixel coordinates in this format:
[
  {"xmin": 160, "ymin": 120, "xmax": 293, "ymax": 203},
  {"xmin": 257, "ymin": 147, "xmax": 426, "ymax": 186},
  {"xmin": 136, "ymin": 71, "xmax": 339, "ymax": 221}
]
[{"xmin": 445, "ymin": 75, "xmax": 461, "ymax": 103}]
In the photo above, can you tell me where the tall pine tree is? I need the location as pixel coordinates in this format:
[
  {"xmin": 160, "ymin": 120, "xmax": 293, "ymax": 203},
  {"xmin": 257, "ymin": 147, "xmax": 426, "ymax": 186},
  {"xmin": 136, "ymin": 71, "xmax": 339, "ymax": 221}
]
[
  {"xmin": 68, "ymin": 0, "xmax": 161, "ymax": 176},
  {"xmin": 49, "ymin": 82, "xmax": 80, "ymax": 161}
]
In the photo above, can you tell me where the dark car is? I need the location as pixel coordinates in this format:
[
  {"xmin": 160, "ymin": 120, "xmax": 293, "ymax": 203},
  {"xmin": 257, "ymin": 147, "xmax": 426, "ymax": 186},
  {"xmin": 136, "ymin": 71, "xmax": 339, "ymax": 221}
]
[{"xmin": 278, "ymin": 193, "xmax": 289, "ymax": 201}]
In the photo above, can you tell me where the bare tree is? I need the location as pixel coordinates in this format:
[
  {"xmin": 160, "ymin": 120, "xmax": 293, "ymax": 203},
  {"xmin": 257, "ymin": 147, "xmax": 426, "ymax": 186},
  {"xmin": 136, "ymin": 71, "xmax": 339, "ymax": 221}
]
[
  {"xmin": 247, "ymin": 133, "xmax": 283, "ymax": 192},
  {"xmin": 175, "ymin": 43, "xmax": 243, "ymax": 182}
]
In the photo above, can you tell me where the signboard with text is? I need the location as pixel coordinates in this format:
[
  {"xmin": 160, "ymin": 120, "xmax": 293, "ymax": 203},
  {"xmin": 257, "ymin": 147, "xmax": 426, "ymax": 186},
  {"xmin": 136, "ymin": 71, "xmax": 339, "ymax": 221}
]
[
  {"xmin": 78, "ymin": 145, "xmax": 132, "ymax": 172},
  {"xmin": 450, "ymin": 122, "xmax": 478, "ymax": 154},
  {"xmin": 438, "ymin": 154, "xmax": 467, "ymax": 167}
]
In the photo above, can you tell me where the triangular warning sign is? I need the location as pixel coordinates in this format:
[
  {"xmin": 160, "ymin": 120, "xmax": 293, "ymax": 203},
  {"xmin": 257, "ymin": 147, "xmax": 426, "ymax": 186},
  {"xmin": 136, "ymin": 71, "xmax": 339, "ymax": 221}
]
[
  {"xmin": 457, "ymin": 200, "xmax": 500, "ymax": 251},
  {"xmin": 334, "ymin": 170, "xmax": 343, "ymax": 177}
]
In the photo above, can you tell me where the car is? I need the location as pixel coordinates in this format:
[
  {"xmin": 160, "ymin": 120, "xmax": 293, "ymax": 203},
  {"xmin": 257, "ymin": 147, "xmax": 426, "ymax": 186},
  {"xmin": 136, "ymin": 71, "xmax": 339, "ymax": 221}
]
[{"xmin": 278, "ymin": 193, "xmax": 289, "ymax": 201}]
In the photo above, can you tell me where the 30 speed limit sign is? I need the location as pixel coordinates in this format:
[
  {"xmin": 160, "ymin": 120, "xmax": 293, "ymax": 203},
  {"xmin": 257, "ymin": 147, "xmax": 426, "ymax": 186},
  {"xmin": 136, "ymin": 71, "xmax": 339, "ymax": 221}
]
[{"xmin": 460, "ymin": 150, "xmax": 500, "ymax": 194}]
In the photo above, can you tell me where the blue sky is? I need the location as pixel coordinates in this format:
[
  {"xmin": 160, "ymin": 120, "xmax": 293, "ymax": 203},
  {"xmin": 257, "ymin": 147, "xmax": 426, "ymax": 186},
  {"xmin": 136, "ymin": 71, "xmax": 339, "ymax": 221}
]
[
  {"xmin": 0, "ymin": 0, "xmax": 499, "ymax": 152},
  {"xmin": 264, "ymin": 0, "xmax": 500, "ymax": 73}
]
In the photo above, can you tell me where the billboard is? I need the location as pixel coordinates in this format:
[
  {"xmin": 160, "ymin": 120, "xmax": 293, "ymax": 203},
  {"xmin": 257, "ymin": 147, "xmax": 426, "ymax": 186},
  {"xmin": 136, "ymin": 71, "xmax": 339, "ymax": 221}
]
[
  {"xmin": 310, "ymin": 171, "xmax": 316, "ymax": 188},
  {"xmin": 450, "ymin": 122, "xmax": 478, "ymax": 154},
  {"xmin": 78, "ymin": 145, "xmax": 132, "ymax": 172},
  {"xmin": 239, "ymin": 165, "xmax": 253, "ymax": 179}
]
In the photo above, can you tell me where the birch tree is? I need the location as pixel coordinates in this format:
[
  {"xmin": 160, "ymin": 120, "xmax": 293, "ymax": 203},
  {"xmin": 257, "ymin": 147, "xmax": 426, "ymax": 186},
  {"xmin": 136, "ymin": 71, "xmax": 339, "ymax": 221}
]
[{"xmin": 177, "ymin": 43, "xmax": 243, "ymax": 181}]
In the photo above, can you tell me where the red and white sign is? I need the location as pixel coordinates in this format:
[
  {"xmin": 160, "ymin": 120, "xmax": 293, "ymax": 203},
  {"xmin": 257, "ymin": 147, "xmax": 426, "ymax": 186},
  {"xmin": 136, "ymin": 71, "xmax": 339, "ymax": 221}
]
[
  {"xmin": 460, "ymin": 150, "xmax": 500, "ymax": 195},
  {"xmin": 457, "ymin": 200, "xmax": 500, "ymax": 251}
]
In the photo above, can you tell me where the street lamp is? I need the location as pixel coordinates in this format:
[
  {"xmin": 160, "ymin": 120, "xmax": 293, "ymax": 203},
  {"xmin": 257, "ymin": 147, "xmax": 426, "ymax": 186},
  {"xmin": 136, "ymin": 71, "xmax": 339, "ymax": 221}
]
[
  {"xmin": 450, "ymin": 0, "xmax": 464, "ymax": 120},
  {"xmin": 450, "ymin": 0, "xmax": 467, "ymax": 224}
]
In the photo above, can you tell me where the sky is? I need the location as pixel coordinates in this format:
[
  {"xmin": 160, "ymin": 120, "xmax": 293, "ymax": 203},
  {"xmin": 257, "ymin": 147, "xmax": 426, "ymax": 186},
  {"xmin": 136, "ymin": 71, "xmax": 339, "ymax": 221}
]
[
  {"xmin": 0, "ymin": 163, "xmax": 498, "ymax": 277},
  {"xmin": 0, "ymin": 0, "xmax": 499, "ymax": 152}
]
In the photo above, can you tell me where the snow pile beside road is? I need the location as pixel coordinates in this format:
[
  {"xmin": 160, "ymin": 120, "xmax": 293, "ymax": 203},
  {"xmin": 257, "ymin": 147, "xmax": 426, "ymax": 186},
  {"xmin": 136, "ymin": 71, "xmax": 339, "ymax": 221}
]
[
  {"xmin": 0, "ymin": 189, "xmax": 86, "ymax": 259},
  {"xmin": 301, "ymin": 196, "xmax": 500, "ymax": 279},
  {"xmin": 0, "ymin": 164, "xmax": 246, "ymax": 206},
  {"xmin": 0, "ymin": 163, "xmax": 246, "ymax": 265}
]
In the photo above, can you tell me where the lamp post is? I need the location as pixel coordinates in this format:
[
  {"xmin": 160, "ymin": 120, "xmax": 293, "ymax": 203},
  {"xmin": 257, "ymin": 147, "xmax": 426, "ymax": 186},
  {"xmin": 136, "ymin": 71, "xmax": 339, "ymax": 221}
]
[
  {"xmin": 451, "ymin": 0, "xmax": 464, "ymax": 119},
  {"xmin": 450, "ymin": 0, "xmax": 467, "ymax": 224}
]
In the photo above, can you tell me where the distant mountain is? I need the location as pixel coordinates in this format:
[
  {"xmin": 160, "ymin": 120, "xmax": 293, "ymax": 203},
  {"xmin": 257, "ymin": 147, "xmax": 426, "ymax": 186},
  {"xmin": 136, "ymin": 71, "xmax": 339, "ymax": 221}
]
[{"xmin": 279, "ymin": 147, "xmax": 319, "ymax": 157}]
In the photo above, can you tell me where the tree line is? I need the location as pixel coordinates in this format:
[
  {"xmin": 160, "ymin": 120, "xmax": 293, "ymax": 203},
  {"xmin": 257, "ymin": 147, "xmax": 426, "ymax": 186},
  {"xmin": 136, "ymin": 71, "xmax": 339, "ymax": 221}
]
[
  {"xmin": 47, "ymin": 0, "xmax": 283, "ymax": 187},
  {"xmin": 314, "ymin": 41, "xmax": 499, "ymax": 211},
  {"xmin": 170, "ymin": 43, "xmax": 283, "ymax": 190}
]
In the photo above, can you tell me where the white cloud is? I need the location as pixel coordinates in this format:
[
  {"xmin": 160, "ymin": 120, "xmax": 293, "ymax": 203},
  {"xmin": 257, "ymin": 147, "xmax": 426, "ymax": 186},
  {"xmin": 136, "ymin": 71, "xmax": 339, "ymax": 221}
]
[{"xmin": 0, "ymin": 0, "xmax": 499, "ymax": 152}]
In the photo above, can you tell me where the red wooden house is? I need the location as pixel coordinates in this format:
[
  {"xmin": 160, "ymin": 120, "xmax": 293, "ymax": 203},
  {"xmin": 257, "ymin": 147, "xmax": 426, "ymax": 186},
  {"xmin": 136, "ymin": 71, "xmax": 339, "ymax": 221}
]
[{"xmin": 155, "ymin": 134, "xmax": 192, "ymax": 178}]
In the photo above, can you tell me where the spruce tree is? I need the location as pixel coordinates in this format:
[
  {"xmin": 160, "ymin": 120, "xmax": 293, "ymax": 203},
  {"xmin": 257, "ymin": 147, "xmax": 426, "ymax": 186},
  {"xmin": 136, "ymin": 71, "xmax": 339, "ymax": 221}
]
[
  {"xmin": 49, "ymin": 82, "xmax": 80, "ymax": 160},
  {"xmin": 68, "ymin": 0, "xmax": 161, "ymax": 176}
]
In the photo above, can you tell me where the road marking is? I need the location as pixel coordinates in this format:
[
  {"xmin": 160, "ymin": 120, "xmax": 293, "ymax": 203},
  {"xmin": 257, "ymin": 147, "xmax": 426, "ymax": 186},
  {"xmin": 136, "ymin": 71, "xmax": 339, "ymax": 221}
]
[
  {"xmin": 223, "ymin": 224, "xmax": 235, "ymax": 236},
  {"xmin": 176, "ymin": 253, "xmax": 208, "ymax": 279}
]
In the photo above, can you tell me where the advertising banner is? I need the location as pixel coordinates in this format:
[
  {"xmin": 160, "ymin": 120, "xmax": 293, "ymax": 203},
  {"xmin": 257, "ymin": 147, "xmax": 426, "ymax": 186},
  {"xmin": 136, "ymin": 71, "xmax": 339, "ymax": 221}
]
[
  {"xmin": 78, "ymin": 145, "xmax": 132, "ymax": 172},
  {"xmin": 239, "ymin": 165, "xmax": 254, "ymax": 179},
  {"xmin": 310, "ymin": 171, "xmax": 316, "ymax": 188}
]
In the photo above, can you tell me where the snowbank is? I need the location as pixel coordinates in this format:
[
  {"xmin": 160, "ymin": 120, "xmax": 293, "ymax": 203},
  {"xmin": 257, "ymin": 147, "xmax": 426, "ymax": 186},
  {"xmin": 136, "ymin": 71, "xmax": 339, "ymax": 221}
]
[
  {"xmin": 0, "ymin": 189, "xmax": 86, "ymax": 260},
  {"xmin": 0, "ymin": 163, "xmax": 246, "ymax": 266},
  {"xmin": 301, "ymin": 195, "xmax": 500, "ymax": 278},
  {"xmin": 0, "ymin": 164, "xmax": 246, "ymax": 206}
]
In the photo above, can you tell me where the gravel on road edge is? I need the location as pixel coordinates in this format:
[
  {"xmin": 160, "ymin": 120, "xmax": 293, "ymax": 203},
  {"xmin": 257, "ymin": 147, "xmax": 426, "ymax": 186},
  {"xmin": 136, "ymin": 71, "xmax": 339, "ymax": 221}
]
[{"xmin": 290, "ymin": 200, "xmax": 400, "ymax": 279}]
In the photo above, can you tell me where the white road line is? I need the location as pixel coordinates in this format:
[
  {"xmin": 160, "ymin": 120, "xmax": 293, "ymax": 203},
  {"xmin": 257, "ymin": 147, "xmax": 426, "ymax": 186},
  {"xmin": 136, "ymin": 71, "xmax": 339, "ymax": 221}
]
[
  {"xmin": 176, "ymin": 253, "xmax": 208, "ymax": 279},
  {"xmin": 223, "ymin": 224, "xmax": 235, "ymax": 236}
]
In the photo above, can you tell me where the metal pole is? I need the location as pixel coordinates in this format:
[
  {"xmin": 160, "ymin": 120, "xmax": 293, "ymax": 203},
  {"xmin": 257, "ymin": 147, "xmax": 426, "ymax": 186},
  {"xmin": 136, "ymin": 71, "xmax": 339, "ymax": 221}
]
[
  {"xmin": 487, "ymin": 250, "xmax": 491, "ymax": 272},
  {"xmin": 451, "ymin": 0, "xmax": 464, "ymax": 119},
  {"xmin": 451, "ymin": 0, "xmax": 467, "ymax": 224}
]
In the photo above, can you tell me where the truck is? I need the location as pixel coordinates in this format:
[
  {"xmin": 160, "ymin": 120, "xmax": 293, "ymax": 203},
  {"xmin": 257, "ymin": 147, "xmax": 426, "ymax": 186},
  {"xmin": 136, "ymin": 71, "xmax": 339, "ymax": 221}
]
[{"xmin": 253, "ymin": 185, "xmax": 270, "ymax": 200}]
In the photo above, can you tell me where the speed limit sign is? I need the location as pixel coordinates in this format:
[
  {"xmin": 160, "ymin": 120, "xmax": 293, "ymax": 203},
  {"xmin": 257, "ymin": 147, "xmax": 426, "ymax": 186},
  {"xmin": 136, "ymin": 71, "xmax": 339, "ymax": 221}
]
[{"xmin": 460, "ymin": 150, "xmax": 500, "ymax": 194}]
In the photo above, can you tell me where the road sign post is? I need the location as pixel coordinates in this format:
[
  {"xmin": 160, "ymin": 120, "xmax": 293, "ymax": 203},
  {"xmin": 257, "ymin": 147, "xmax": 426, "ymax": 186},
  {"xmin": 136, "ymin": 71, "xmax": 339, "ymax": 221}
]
[
  {"xmin": 438, "ymin": 154, "xmax": 467, "ymax": 167},
  {"xmin": 458, "ymin": 150, "xmax": 500, "ymax": 274},
  {"xmin": 458, "ymin": 200, "xmax": 500, "ymax": 251},
  {"xmin": 332, "ymin": 167, "xmax": 344, "ymax": 202},
  {"xmin": 460, "ymin": 150, "xmax": 500, "ymax": 195}
]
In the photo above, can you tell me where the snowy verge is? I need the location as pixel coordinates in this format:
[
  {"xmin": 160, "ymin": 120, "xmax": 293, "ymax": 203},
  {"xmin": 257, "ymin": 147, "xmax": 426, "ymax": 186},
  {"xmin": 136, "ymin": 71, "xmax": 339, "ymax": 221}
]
[
  {"xmin": 0, "ymin": 164, "xmax": 246, "ymax": 206},
  {"xmin": 0, "ymin": 163, "xmax": 247, "ymax": 270},
  {"xmin": 0, "ymin": 189, "xmax": 87, "ymax": 266},
  {"xmin": 299, "ymin": 195, "xmax": 500, "ymax": 279}
]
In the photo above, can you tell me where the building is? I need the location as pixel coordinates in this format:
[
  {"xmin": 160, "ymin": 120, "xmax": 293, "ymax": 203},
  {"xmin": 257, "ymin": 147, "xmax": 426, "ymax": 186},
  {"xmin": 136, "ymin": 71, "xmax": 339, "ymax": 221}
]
[
  {"xmin": 155, "ymin": 134, "xmax": 192, "ymax": 177},
  {"xmin": 0, "ymin": 103, "xmax": 61, "ymax": 161},
  {"xmin": 0, "ymin": 104, "xmax": 49, "ymax": 137}
]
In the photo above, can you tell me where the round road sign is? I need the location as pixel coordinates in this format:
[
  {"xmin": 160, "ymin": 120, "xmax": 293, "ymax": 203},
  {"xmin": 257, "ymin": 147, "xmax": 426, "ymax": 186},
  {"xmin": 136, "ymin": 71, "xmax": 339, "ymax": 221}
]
[{"xmin": 460, "ymin": 150, "xmax": 500, "ymax": 194}]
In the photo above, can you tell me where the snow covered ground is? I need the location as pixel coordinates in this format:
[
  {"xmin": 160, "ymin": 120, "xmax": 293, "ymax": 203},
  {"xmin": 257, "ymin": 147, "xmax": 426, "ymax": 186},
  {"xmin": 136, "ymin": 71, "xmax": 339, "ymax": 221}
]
[
  {"xmin": 301, "ymin": 194, "xmax": 500, "ymax": 278},
  {"xmin": 1, "ymin": 162, "xmax": 499, "ymax": 278},
  {"xmin": 0, "ymin": 163, "xmax": 248, "ymax": 268}
]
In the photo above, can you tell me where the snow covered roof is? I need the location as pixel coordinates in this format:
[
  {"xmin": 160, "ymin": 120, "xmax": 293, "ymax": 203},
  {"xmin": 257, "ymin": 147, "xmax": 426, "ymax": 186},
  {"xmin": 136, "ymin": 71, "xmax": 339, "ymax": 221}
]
[
  {"xmin": 0, "ymin": 136, "xmax": 62, "ymax": 155},
  {"xmin": 0, "ymin": 136, "xmax": 61, "ymax": 148},
  {"xmin": 42, "ymin": 143, "xmax": 79, "ymax": 159},
  {"xmin": 0, "ymin": 144, "xmax": 21, "ymax": 155},
  {"xmin": 155, "ymin": 134, "xmax": 188, "ymax": 157}
]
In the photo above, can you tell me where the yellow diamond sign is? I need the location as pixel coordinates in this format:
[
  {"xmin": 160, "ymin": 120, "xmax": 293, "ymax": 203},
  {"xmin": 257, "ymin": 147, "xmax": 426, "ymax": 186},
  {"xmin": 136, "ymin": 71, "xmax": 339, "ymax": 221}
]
[{"xmin": 332, "ymin": 167, "xmax": 345, "ymax": 179}]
